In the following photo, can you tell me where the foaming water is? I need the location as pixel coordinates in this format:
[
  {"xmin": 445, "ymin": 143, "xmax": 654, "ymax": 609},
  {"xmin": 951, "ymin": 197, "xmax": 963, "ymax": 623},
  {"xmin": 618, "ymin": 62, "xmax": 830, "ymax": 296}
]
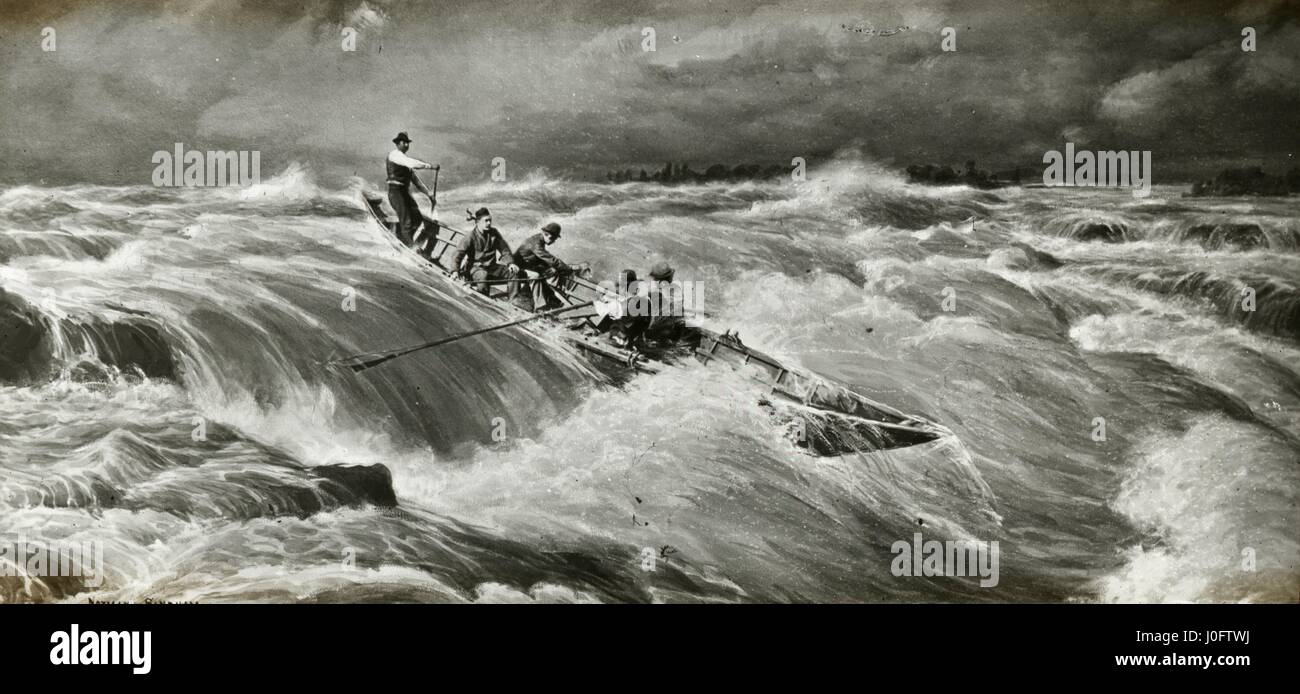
[
  {"xmin": 1100, "ymin": 415, "xmax": 1298, "ymax": 603},
  {"xmin": 2, "ymin": 160, "xmax": 1297, "ymax": 602}
]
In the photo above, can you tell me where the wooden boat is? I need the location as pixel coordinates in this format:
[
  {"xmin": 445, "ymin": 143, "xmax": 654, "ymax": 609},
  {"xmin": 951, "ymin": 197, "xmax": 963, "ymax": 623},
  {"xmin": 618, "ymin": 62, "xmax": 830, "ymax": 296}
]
[{"xmin": 359, "ymin": 192, "xmax": 948, "ymax": 454}]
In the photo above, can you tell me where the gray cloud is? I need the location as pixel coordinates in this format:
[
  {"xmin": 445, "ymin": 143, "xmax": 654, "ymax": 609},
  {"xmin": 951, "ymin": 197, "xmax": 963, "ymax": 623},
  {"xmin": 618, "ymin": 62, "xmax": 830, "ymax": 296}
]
[{"xmin": 1, "ymin": 0, "xmax": 1296, "ymax": 185}]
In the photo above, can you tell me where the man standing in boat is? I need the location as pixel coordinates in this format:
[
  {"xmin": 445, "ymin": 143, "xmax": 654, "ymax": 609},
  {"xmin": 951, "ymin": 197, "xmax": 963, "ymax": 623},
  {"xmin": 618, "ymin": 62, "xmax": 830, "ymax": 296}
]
[
  {"xmin": 386, "ymin": 132, "xmax": 438, "ymax": 247},
  {"xmin": 450, "ymin": 207, "xmax": 522, "ymax": 303},
  {"xmin": 513, "ymin": 222, "xmax": 572, "ymax": 311}
]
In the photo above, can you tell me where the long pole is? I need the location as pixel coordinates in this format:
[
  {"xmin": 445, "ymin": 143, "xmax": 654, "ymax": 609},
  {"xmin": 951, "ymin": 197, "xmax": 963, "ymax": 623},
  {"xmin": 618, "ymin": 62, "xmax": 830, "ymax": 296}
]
[
  {"xmin": 412, "ymin": 166, "xmax": 440, "ymax": 248},
  {"xmin": 331, "ymin": 300, "xmax": 595, "ymax": 373}
]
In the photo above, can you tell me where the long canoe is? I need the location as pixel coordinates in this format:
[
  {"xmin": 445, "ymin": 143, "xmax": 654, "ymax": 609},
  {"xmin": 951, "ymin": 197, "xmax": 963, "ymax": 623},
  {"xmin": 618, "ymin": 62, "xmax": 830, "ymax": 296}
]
[{"xmin": 360, "ymin": 192, "xmax": 948, "ymax": 453}]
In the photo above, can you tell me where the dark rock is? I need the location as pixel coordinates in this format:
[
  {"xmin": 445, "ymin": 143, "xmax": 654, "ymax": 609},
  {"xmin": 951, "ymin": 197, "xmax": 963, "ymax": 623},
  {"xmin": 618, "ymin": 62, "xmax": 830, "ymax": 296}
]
[
  {"xmin": 0, "ymin": 291, "xmax": 52, "ymax": 383},
  {"xmin": 1073, "ymin": 222, "xmax": 1127, "ymax": 243},
  {"xmin": 1012, "ymin": 242, "xmax": 1064, "ymax": 269},
  {"xmin": 312, "ymin": 463, "xmax": 398, "ymax": 508},
  {"xmin": 67, "ymin": 360, "xmax": 113, "ymax": 383},
  {"xmin": 1185, "ymin": 223, "xmax": 1267, "ymax": 251},
  {"xmin": 83, "ymin": 321, "xmax": 175, "ymax": 379},
  {"xmin": 989, "ymin": 242, "xmax": 1065, "ymax": 270}
]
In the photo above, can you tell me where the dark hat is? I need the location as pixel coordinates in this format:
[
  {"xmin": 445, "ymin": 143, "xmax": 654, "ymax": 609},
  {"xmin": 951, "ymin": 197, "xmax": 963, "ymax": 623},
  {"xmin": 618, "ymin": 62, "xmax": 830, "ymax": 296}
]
[
  {"xmin": 648, "ymin": 261, "xmax": 674, "ymax": 281},
  {"xmin": 617, "ymin": 268, "xmax": 638, "ymax": 292},
  {"xmin": 541, "ymin": 222, "xmax": 562, "ymax": 237},
  {"xmin": 392, "ymin": 132, "xmax": 412, "ymax": 144},
  {"xmin": 472, "ymin": 207, "xmax": 491, "ymax": 220}
]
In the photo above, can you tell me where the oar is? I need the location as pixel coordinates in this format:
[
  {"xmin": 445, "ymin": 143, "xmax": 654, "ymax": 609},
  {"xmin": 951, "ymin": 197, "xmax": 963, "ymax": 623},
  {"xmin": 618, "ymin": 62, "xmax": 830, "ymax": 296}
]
[
  {"xmin": 410, "ymin": 166, "xmax": 440, "ymax": 249},
  {"xmin": 471, "ymin": 277, "xmax": 541, "ymax": 285},
  {"xmin": 413, "ymin": 166, "xmax": 439, "ymax": 206},
  {"xmin": 472, "ymin": 271, "xmax": 570, "ymax": 286},
  {"xmin": 331, "ymin": 300, "xmax": 595, "ymax": 373}
]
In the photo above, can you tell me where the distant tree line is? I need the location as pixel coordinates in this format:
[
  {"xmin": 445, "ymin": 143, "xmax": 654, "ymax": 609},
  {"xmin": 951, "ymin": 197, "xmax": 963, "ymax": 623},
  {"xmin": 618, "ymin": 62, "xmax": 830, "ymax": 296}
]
[
  {"xmin": 905, "ymin": 160, "xmax": 1020, "ymax": 189},
  {"xmin": 1188, "ymin": 167, "xmax": 1300, "ymax": 197},
  {"xmin": 604, "ymin": 161, "xmax": 791, "ymax": 184}
]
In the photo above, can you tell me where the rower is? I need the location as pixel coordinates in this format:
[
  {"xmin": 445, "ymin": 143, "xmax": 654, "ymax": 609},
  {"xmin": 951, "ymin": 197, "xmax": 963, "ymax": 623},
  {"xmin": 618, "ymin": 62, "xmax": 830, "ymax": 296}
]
[
  {"xmin": 386, "ymin": 132, "xmax": 438, "ymax": 247},
  {"xmin": 512, "ymin": 222, "xmax": 572, "ymax": 311},
  {"xmin": 643, "ymin": 261, "xmax": 687, "ymax": 343},
  {"xmin": 604, "ymin": 268, "xmax": 650, "ymax": 347},
  {"xmin": 448, "ymin": 207, "xmax": 521, "ymax": 302}
]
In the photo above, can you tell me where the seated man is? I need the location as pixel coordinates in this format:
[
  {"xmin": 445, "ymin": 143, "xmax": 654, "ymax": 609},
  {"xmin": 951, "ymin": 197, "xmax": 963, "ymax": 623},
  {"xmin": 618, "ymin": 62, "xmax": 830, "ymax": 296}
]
[
  {"xmin": 448, "ymin": 207, "xmax": 520, "ymax": 303},
  {"xmin": 512, "ymin": 222, "xmax": 572, "ymax": 311},
  {"xmin": 605, "ymin": 265, "xmax": 688, "ymax": 349},
  {"xmin": 642, "ymin": 261, "xmax": 687, "ymax": 343},
  {"xmin": 603, "ymin": 263, "xmax": 698, "ymax": 352},
  {"xmin": 596, "ymin": 268, "xmax": 643, "ymax": 344}
]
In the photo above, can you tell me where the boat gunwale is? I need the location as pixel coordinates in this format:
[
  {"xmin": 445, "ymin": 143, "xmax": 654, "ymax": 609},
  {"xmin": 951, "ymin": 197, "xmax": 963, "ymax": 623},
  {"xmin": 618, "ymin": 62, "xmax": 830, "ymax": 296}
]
[{"xmin": 358, "ymin": 190, "xmax": 951, "ymax": 447}]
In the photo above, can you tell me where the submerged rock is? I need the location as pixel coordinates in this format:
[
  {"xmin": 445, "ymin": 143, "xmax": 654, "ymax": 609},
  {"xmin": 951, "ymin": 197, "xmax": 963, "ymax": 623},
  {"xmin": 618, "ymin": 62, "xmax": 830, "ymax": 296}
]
[
  {"xmin": 988, "ymin": 242, "xmax": 1064, "ymax": 271},
  {"xmin": 1184, "ymin": 223, "xmax": 1267, "ymax": 251},
  {"xmin": 312, "ymin": 463, "xmax": 398, "ymax": 508},
  {"xmin": 0, "ymin": 290, "xmax": 174, "ymax": 384},
  {"xmin": 0, "ymin": 290, "xmax": 52, "ymax": 383},
  {"xmin": 1072, "ymin": 221, "xmax": 1127, "ymax": 243}
]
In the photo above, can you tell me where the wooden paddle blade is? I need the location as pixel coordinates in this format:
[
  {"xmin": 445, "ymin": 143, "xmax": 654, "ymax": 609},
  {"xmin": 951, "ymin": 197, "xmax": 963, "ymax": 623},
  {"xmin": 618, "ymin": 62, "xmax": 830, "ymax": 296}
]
[{"xmin": 328, "ymin": 350, "xmax": 402, "ymax": 372}]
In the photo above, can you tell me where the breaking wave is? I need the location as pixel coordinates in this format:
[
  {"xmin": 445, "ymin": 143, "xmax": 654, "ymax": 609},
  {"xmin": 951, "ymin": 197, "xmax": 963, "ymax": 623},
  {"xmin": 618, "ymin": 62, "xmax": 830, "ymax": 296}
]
[{"xmin": 2, "ymin": 155, "xmax": 1297, "ymax": 603}]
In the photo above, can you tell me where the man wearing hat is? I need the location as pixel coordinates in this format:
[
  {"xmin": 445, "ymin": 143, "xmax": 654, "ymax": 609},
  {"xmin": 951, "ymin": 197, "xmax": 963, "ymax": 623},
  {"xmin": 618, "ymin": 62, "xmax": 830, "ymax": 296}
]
[
  {"xmin": 449, "ymin": 207, "xmax": 521, "ymax": 301},
  {"xmin": 604, "ymin": 261, "xmax": 684, "ymax": 347},
  {"xmin": 601, "ymin": 268, "xmax": 649, "ymax": 346},
  {"xmin": 643, "ymin": 260, "xmax": 686, "ymax": 342},
  {"xmin": 512, "ymin": 221, "xmax": 572, "ymax": 311},
  {"xmin": 386, "ymin": 132, "xmax": 438, "ymax": 246}
]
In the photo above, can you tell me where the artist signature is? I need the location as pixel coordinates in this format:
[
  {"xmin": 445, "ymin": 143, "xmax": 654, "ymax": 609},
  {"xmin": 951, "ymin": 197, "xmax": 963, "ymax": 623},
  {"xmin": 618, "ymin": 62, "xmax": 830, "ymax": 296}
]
[{"xmin": 841, "ymin": 23, "xmax": 911, "ymax": 37}]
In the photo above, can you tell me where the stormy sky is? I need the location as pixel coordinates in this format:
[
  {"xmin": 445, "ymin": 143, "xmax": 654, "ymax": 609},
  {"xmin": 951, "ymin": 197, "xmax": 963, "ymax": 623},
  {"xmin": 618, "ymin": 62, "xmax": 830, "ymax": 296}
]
[{"xmin": 1, "ymin": 0, "xmax": 1297, "ymax": 186}]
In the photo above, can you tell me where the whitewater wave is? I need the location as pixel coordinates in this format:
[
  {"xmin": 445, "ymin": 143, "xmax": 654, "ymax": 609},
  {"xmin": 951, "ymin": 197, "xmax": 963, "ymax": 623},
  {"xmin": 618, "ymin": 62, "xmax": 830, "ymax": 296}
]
[
  {"xmin": 3, "ymin": 156, "xmax": 1298, "ymax": 603},
  {"xmin": 1076, "ymin": 266, "xmax": 1299, "ymax": 340},
  {"xmin": 1099, "ymin": 415, "xmax": 1299, "ymax": 603},
  {"xmin": 1034, "ymin": 205, "xmax": 1298, "ymax": 253}
]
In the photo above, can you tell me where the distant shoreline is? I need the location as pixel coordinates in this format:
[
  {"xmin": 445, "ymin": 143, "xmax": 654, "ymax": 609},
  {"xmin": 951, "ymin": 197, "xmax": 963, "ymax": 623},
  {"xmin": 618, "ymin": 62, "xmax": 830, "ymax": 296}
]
[
  {"xmin": 601, "ymin": 160, "xmax": 1300, "ymax": 198},
  {"xmin": 1185, "ymin": 167, "xmax": 1300, "ymax": 198}
]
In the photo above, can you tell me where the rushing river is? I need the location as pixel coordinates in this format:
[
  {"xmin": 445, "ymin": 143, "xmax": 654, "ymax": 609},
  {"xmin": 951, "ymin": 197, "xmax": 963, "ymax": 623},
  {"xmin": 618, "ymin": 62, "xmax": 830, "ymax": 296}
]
[{"xmin": 2, "ymin": 157, "xmax": 1296, "ymax": 603}]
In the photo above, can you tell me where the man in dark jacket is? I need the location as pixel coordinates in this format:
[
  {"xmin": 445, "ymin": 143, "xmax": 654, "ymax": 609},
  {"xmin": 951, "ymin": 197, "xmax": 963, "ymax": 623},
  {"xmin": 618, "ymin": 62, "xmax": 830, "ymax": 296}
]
[
  {"xmin": 603, "ymin": 268, "xmax": 646, "ymax": 347},
  {"xmin": 512, "ymin": 222, "xmax": 571, "ymax": 310},
  {"xmin": 449, "ymin": 207, "xmax": 520, "ymax": 301},
  {"xmin": 606, "ymin": 262, "xmax": 686, "ymax": 348},
  {"xmin": 643, "ymin": 261, "xmax": 686, "ymax": 342}
]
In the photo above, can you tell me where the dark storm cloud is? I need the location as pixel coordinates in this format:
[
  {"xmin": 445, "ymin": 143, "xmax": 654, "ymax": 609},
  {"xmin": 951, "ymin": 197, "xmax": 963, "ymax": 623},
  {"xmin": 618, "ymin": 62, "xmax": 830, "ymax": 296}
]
[{"xmin": 1, "ymin": 0, "xmax": 1296, "ymax": 185}]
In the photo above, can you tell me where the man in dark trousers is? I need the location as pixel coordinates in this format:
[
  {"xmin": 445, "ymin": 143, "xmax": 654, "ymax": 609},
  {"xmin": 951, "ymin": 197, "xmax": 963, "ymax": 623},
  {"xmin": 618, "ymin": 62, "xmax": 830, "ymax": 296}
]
[
  {"xmin": 513, "ymin": 222, "xmax": 572, "ymax": 311},
  {"xmin": 386, "ymin": 132, "xmax": 438, "ymax": 246},
  {"xmin": 449, "ymin": 207, "xmax": 521, "ymax": 302}
]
